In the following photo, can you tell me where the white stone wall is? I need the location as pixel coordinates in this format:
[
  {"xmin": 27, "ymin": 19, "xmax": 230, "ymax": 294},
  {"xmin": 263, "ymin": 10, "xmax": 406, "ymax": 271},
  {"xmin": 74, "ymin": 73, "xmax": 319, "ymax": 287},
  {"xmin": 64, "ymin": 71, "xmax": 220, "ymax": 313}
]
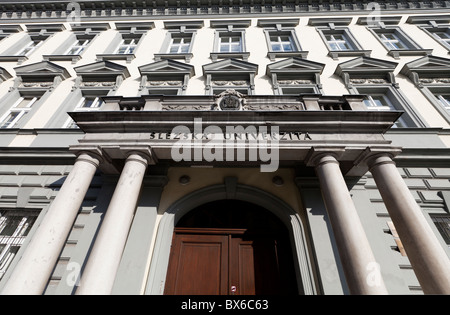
[{"xmin": 0, "ymin": 13, "xmax": 448, "ymax": 141}]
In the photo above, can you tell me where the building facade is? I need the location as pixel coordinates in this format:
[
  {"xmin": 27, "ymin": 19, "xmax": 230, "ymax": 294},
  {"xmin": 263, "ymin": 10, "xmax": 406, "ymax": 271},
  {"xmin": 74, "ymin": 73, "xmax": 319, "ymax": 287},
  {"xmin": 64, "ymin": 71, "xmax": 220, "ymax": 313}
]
[{"xmin": 0, "ymin": 0, "xmax": 449, "ymax": 295}]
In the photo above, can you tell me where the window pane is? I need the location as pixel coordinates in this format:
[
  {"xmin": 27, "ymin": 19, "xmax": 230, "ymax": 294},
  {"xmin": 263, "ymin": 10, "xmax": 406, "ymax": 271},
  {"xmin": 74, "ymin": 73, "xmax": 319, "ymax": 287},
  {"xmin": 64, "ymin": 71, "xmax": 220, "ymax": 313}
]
[
  {"xmin": 0, "ymin": 210, "xmax": 39, "ymax": 280},
  {"xmin": 282, "ymin": 43, "xmax": 294, "ymax": 51},
  {"xmin": 431, "ymin": 215, "xmax": 450, "ymax": 246},
  {"xmin": 271, "ymin": 43, "xmax": 282, "ymax": 51},
  {"xmin": 1, "ymin": 112, "xmax": 19, "ymax": 128},
  {"xmin": 435, "ymin": 94, "xmax": 450, "ymax": 111}
]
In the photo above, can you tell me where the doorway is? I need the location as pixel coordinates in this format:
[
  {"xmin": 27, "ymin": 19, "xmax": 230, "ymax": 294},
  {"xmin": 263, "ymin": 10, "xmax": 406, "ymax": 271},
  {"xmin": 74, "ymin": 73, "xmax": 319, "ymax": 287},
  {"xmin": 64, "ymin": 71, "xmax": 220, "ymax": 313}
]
[{"xmin": 164, "ymin": 200, "xmax": 298, "ymax": 295}]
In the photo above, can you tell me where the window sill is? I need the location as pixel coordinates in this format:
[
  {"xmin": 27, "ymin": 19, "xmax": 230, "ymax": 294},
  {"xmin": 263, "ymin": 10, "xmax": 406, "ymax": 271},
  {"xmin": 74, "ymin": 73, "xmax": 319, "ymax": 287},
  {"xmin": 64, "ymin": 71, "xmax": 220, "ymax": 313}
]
[
  {"xmin": 327, "ymin": 50, "xmax": 371, "ymax": 60},
  {"xmin": 210, "ymin": 52, "xmax": 250, "ymax": 62},
  {"xmin": 43, "ymin": 54, "xmax": 82, "ymax": 64},
  {"xmin": 267, "ymin": 51, "xmax": 308, "ymax": 61},
  {"xmin": 96, "ymin": 53, "xmax": 135, "ymax": 63},
  {"xmin": 0, "ymin": 55, "xmax": 28, "ymax": 65},
  {"xmin": 154, "ymin": 53, "xmax": 193, "ymax": 63},
  {"xmin": 387, "ymin": 49, "xmax": 433, "ymax": 59}
]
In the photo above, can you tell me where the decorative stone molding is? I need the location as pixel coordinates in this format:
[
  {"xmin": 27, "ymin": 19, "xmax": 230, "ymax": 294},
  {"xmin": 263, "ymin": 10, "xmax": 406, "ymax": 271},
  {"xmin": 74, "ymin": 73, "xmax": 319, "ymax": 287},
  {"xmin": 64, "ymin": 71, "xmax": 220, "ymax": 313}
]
[
  {"xmin": 139, "ymin": 59, "xmax": 195, "ymax": 93},
  {"xmin": 74, "ymin": 60, "xmax": 130, "ymax": 91},
  {"xmin": 214, "ymin": 89, "xmax": 247, "ymax": 111},
  {"xmin": 12, "ymin": 60, "xmax": 70, "ymax": 92},
  {"xmin": 0, "ymin": 0, "xmax": 448, "ymax": 23},
  {"xmin": 400, "ymin": 55, "xmax": 450, "ymax": 88},
  {"xmin": 335, "ymin": 56, "xmax": 398, "ymax": 89},
  {"xmin": 203, "ymin": 58, "xmax": 258, "ymax": 94}
]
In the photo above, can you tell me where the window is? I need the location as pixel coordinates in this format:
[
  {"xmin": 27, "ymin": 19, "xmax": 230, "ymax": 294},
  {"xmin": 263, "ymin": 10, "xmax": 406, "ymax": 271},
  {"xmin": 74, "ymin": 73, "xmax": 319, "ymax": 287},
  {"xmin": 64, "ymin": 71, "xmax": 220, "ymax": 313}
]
[
  {"xmin": 155, "ymin": 21, "xmax": 202, "ymax": 63},
  {"xmin": 432, "ymin": 30, "xmax": 450, "ymax": 47},
  {"xmin": 210, "ymin": 20, "xmax": 251, "ymax": 62},
  {"xmin": 431, "ymin": 215, "xmax": 450, "ymax": 248},
  {"xmin": 406, "ymin": 15, "xmax": 450, "ymax": 52},
  {"xmin": 0, "ymin": 209, "xmax": 39, "ymax": 281},
  {"xmin": 96, "ymin": 22, "xmax": 154, "ymax": 63},
  {"xmin": 309, "ymin": 18, "xmax": 370, "ymax": 60},
  {"xmin": 434, "ymin": 93, "xmax": 450, "ymax": 113},
  {"xmin": 0, "ymin": 96, "xmax": 38, "ymax": 129},
  {"xmin": 219, "ymin": 34, "xmax": 242, "ymax": 52},
  {"xmin": 319, "ymin": 29, "xmax": 369, "ymax": 59},
  {"xmin": 66, "ymin": 39, "xmax": 91, "ymax": 55},
  {"xmin": 115, "ymin": 38, "xmax": 137, "ymax": 55},
  {"xmin": 16, "ymin": 40, "xmax": 43, "ymax": 57},
  {"xmin": 363, "ymin": 94, "xmax": 406, "ymax": 128},
  {"xmin": 169, "ymin": 36, "xmax": 192, "ymax": 54},
  {"xmin": 377, "ymin": 33, "xmax": 407, "ymax": 50},
  {"xmin": 271, "ymin": 36, "xmax": 292, "ymax": 52},
  {"xmin": 64, "ymin": 95, "xmax": 105, "ymax": 128},
  {"xmin": 270, "ymin": 34, "xmax": 295, "ymax": 52},
  {"xmin": 258, "ymin": 19, "xmax": 307, "ymax": 61},
  {"xmin": 326, "ymin": 34, "xmax": 352, "ymax": 51},
  {"xmin": 43, "ymin": 25, "xmax": 107, "ymax": 63},
  {"xmin": 369, "ymin": 27, "xmax": 432, "ymax": 59}
]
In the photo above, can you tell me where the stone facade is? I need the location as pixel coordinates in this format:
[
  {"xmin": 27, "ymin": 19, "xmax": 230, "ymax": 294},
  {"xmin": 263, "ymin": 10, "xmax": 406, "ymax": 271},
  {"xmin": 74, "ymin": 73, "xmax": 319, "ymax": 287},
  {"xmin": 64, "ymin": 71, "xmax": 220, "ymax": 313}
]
[{"xmin": 0, "ymin": 0, "xmax": 449, "ymax": 295}]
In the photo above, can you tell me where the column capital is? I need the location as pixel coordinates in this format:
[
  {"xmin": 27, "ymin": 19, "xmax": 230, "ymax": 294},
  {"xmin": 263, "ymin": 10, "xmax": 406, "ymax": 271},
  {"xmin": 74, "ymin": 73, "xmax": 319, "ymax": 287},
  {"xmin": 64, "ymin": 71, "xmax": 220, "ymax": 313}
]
[
  {"xmin": 122, "ymin": 146, "xmax": 157, "ymax": 166},
  {"xmin": 353, "ymin": 147, "xmax": 402, "ymax": 170},
  {"xmin": 305, "ymin": 147, "xmax": 345, "ymax": 168},
  {"xmin": 70, "ymin": 145, "xmax": 103, "ymax": 167}
]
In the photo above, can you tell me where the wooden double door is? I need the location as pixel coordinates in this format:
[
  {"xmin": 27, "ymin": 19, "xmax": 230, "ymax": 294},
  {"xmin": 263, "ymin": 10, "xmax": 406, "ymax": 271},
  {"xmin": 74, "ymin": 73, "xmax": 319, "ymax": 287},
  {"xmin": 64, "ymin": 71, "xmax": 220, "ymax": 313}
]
[{"xmin": 164, "ymin": 200, "xmax": 298, "ymax": 295}]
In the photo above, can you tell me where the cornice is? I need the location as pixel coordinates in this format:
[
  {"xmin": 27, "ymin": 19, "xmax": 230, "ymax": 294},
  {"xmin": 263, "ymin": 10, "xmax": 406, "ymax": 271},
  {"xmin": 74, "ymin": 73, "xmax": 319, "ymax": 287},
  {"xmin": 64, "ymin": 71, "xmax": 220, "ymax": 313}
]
[{"xmin": 0, "ymin": 0, "xmax": 448, "ymax": 21}]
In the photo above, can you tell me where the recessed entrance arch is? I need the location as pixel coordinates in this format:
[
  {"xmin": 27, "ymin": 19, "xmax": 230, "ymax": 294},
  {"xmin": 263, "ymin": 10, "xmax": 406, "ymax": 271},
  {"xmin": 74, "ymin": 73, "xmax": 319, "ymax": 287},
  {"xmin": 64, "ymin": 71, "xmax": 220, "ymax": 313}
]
[
  {"xmin": 164, "ymin": 200, "xmax": 298, "ymax": 295},
  {"xmin": 144, "ymin": 182, "xmax": 318, "ymax": 295}
]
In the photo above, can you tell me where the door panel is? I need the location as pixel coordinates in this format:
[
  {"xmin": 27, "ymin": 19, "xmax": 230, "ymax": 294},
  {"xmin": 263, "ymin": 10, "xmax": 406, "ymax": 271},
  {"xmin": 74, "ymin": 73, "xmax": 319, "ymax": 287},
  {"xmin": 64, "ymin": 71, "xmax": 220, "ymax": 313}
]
[
  {"xmin": 231, "ymin": 237, "xmax": 283, "ymax": 295},
  {"xmin": 164, "ymin": 233, "xmax": 228, "ymax": 295}
]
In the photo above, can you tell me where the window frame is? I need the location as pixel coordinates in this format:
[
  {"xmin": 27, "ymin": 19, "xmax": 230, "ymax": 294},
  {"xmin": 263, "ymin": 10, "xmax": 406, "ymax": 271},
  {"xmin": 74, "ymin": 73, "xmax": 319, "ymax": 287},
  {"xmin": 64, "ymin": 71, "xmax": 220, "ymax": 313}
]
[
  {"xmin": 63, "ymin": 93, "xmax": 106, "ymax": 129},
  {"xmin": 0, "ymin": 209, "xmax": 40, "ymax": 282},
  {"xmin": 430, "ymin": 214, "xmax": 450, "ymax": 248},
  {"xmin": 210, "ymin": 20, "xmax": 251, "ymax": 62},
  {"xmin": 419, "ymin": 85, "xmax": 450, "ymax": 124},
  {"xmin": 96, "ymin": 22, "xmax": 154, "ymax": 64},
  {"xmin": 155, "ymin": 21, "xmax": 203, "ymax": 63},
  {"xmin": 368, "ymin": 26, "xmax": 432, "ymax": 59},
  {"xmin": 155, "ymin": 31, "xmax": 196, "ymax": 63},
  {"xmin": 43, "ymin": 24, "xmax": 109, "ymax": 64},
  {"xmin": 354, "ymin": 85, "xmax": 423, "ymax": 128},
  {"xmin": 0, "ymin": 95, "xmax": 39, "ymax": 129},
  {"xmin": 400, "ymin": 55, "xmax": 450, "ymax": 124},
  {"xmin": 316, "ymin": 27, "xmax": 370, "ymax": 60},
  {"xmin": 0, "ymin": 25, "xmax": 62, "ymax": 65}
]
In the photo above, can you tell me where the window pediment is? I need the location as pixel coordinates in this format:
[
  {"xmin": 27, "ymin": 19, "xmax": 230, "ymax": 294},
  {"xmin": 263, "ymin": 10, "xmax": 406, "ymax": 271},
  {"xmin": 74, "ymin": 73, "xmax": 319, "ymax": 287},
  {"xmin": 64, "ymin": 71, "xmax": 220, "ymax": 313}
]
[
  {"xmin": 203, "ymin": 59, "xmax": 258, "ymax": 94},
  {"xmin": 266, "ymin": 58, "xmax": 324, "ymax": 79},
  {"xmin": 335, "ymin": 56, "xmax": 398, "ymax": 88},
  {"xmin": 203, "ymin": 58, "xmax": 258, "ymax": 75},
  {"xmin": 74, "ymin": 61, "xmax": 130, "ymax": 78},
  {"xmin": 139, "ymin": 59, "xmax": 195, "ymax": 92},
  {"xmin": 74, "ymin": 61, "xmax": 130, "ymax": 91},
  {"xmin": 267, "ymin": 58, "xmax": 325, "ymax": 91},
  {"xmin": 400, "ymin": 55, "xmax": 450, "ymax": 86},
  {"xmin": 13, "ymin": 61, "xmax": 70, "ymax": 91},
  {"xmin": 0, "ymin": 67, "xmax": 12, "ymax": 82},
  {"xmin": 139, "ymin": 59, "xmax": 195, "ymax": 77}
]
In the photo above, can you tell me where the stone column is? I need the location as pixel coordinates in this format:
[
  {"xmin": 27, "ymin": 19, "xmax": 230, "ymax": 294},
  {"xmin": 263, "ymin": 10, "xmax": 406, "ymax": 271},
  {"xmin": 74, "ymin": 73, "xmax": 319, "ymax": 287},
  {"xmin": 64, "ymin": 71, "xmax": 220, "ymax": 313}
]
[
  {"xmin": 76, "ymin": 152, "xmax": 150, "ymax": 295},
  {"xmin": 313, "ymin": 154, "xmax": 388, "ymax": 295},
  {"xmin": 368, "ymin": 154, "xmax": 450, "ymax": 294},
  {"xmin": 1, "ymin": 152, "xmax": 101, "ymax": 295}
]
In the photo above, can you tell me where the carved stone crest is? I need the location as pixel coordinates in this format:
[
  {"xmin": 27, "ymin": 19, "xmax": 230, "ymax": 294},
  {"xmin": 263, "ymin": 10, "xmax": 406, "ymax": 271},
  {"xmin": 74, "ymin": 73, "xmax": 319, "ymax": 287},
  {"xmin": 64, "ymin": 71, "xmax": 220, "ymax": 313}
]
[{"xmin": 214, "ymin": 89, "xmax": 246, "ymax": 111}]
